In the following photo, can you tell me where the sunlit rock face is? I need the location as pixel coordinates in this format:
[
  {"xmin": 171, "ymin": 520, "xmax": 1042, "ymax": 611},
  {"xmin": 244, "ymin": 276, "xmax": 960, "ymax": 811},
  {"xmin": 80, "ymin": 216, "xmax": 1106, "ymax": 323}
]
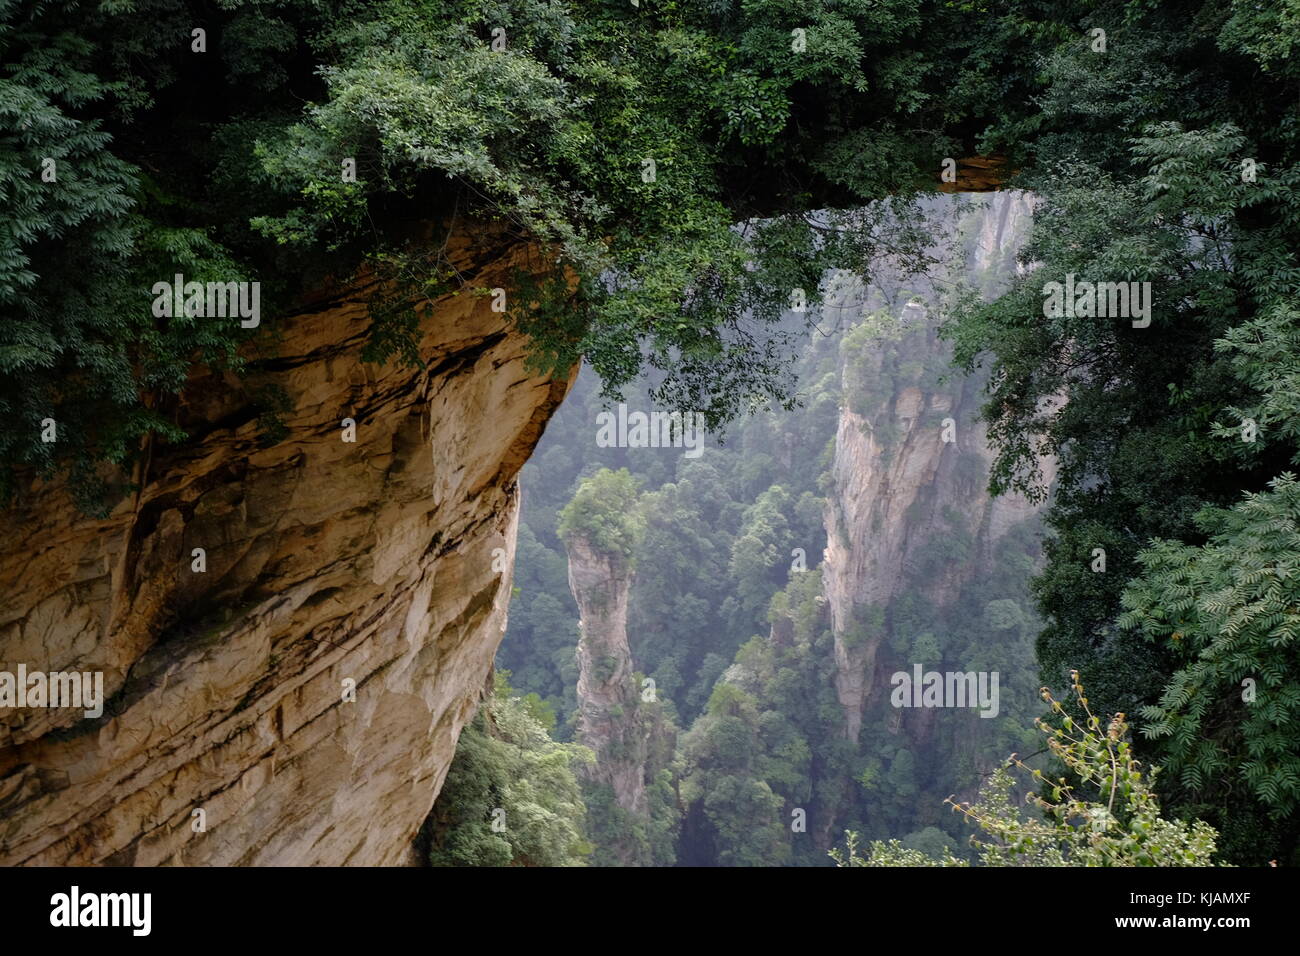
[{"xmin": 0, "ymin": 227, "xmax": 574, "ymax": 866}]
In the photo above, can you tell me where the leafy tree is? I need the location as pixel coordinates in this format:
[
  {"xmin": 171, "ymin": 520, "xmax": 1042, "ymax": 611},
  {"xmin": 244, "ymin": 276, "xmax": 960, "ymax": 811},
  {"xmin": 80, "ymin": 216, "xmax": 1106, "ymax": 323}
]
[
  {"xmin": 944, "ymin": 4, "xmax": 1300, "ymax": 861},
  {"xmin": 726, "ymin": 484, "xmax": 795, "ymax": 637},
  {"xmin": 495, "ymin": 522, "xmax": 580, "ymax": 713},
  {"xmin": 556, "ymin": 467, "xmax": 644, "ymax": 560},
  {"xmin": 835, "ymin": 676, "xmax": 1221, "ymax": 867},
  {"xmin": 424, "ymin": 672, "xmax": 593, "ymax": 866},
  {"xmin": 677, "ymin": 570, "xmax": 850, "ymax": 866},
  {"xmin": 1, "ymin": 4, "xmax": 249, "ymax": 505},
  {"xmin": 1120, "ymin": 474, "xmax": 1300, "ymax": 862},
  {"xmin": 6, "ymin": 0, "xmax": 989, "ymax": 503},
  {"xmin": 679, "ymin": 682, "xmax": 794, "ymax": 867}
]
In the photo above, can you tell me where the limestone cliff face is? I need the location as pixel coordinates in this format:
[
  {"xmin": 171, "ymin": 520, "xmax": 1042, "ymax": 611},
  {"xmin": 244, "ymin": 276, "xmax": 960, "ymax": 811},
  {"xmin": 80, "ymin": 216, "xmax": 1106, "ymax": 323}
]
[
  {"xmin": 823, "ymin": 192, "xmax": 1048, "ymax": 743},
  {"xmin": 0, "ymin": 227, "xmax": 573, "ymax": 866},
  {"xmin": 566, "ymin": 533, "xmax": 675, "ymax": 865},
  {"xmin": 567, "ymin": 536, "xmax": 647, "ymax": 816}
]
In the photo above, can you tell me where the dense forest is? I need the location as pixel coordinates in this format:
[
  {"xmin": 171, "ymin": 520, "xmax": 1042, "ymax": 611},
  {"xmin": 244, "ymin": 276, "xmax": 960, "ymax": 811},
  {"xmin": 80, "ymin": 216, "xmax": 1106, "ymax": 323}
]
[
  {"xmin": 435, "ymin": 194, "xmax": 1045, "ymax": 867},
  {"xmin": 5, "ymin": 0, "xmax": 1299, "ymax": 869},
  {"xmin": 429, "ymin": 192, "xmax": 1123, "ymax": 866}
]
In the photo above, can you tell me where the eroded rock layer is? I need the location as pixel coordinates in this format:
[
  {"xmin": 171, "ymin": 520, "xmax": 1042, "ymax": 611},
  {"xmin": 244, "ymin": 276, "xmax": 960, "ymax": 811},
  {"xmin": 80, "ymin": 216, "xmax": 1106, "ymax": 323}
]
[{"xmin": 0, "ymin": 229, "xmax": 572, "ymax": 866}]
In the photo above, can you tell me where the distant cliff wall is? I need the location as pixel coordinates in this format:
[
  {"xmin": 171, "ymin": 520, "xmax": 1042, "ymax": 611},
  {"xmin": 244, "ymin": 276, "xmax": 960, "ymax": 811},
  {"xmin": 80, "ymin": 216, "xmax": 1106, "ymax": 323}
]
[{"xmin": 822, "ymin": 192, "xmax": 1048, "ymax": 743}]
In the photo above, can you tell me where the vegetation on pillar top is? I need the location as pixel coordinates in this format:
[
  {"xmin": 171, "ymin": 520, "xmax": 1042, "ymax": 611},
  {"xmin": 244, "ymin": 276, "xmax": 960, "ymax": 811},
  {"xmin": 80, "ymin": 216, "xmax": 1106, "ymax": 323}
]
[{"xmin": 557, "ymin": 467, "xmax": 645, "ymax": 564}]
